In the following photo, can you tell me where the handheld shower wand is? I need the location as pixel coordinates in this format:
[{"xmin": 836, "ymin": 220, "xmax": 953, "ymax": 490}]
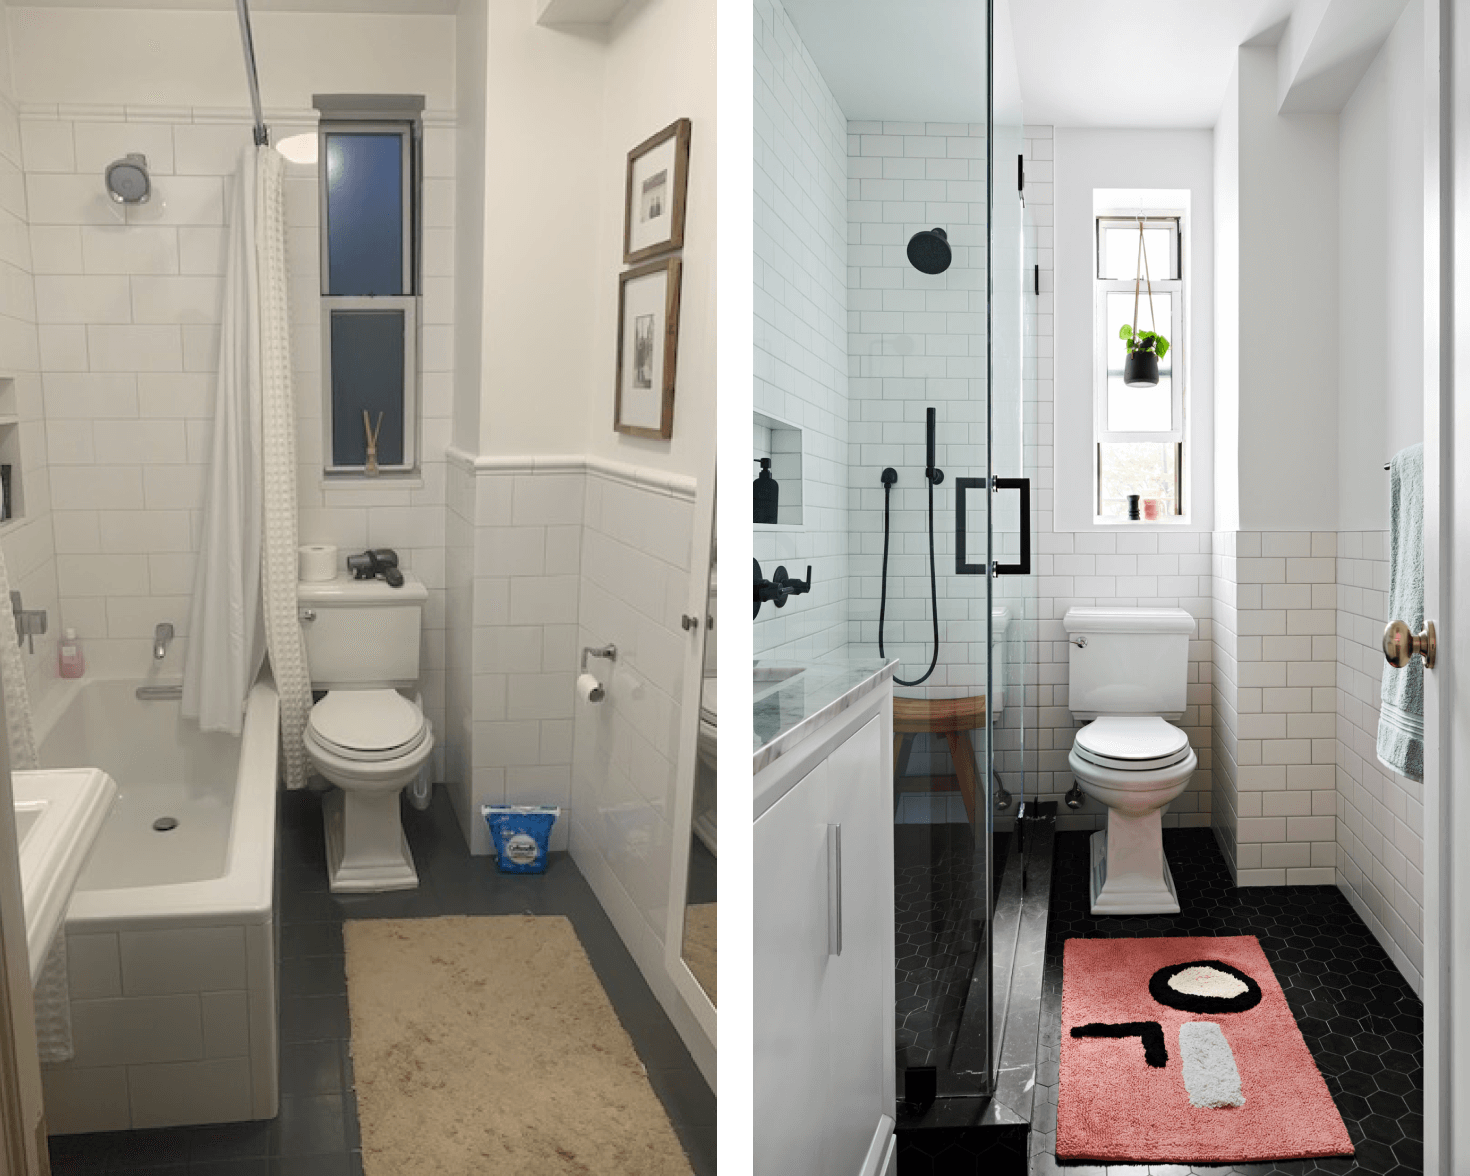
[{"xmin": 879, "ymin": 407, "xmax": 943, "ymax": 687}]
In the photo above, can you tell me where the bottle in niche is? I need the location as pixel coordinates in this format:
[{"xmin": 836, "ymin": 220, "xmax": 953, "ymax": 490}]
[
  {"xmin": 754, "ymin": 458, "xmax": 779, "ymax": 524},
  {"xmin": 58, "ymin": 628, "xmax": 84, "ymax": 679}
]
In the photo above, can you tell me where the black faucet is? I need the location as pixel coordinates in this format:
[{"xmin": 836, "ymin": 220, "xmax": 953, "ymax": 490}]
[{"xmin": 753, "ymin": 558, "xmax": 812, "ymax": 618}]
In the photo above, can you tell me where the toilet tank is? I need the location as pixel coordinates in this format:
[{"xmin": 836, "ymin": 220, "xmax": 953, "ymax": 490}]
[
  {"xmin": 1064, "ymin": 606, "xmax": 1196, "ymax": 719},
  {"xmin": 297, "ymin": 572, "xmax": 427, "ymax": 689}
]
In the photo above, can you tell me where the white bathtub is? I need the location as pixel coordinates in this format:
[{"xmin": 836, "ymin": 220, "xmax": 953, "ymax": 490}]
[{"xmin": 32, "ymin": 676, "xmax": 280, "ymax": 1134}]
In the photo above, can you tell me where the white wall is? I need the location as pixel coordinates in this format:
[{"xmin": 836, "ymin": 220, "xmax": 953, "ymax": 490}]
[
  {"xmin": 1234, "ymin": 44, "xmax": 1340, "ymax": 532},
  {"xmin": 590, "ymin": 0, "xmax": 716, "ymax": 483},
  {"xmin": 1054, "ymin": 128, "xmax": 1215, "ymax": 534},
  {"xmin": 7, "ymin": 9, "xmax": 454, "ymax": 113},
  {"xmin": 1337, "ymin": 0, "xmax": 1424, "ymax": 531},
  {"xmin": 471, "ymin": 6, "xmax": 602, "ymax": 458},
  {"xmin": 1213, "ymin": 65, "xmax": 1240, "ymax": 534}
]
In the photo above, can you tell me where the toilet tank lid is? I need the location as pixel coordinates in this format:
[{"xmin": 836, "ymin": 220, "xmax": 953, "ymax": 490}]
[
  {"xmin": 298, "ymin": 571, "xmax": 427, "ymax": 605},
  {"xmin": 1063, "ymin": 606, "xmax": 1196, "ymax": 636}
]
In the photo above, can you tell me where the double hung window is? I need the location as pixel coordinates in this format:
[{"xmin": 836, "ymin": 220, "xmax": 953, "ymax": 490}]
[{"xmin": 1093, "ymin": 214, "xmax": 1184, "ymax": 519}]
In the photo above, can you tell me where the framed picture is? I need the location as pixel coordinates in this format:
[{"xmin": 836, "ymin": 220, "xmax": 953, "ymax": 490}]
[
  {"xmin": 623, "ymin": 118, "xmax": 692, "ymax": 263},
  {"xmin": 615, "ymin": 257, "xmax": 683, "ymax": 439}
]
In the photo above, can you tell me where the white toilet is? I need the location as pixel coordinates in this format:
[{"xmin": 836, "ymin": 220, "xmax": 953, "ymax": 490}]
[
  {"xmin": 298, "ymin": 572, "xmax": 435, "ymax": 893},
  {"xmin": 1064, "ymin": 606, "xmax": 1198, "ymax": 915}
]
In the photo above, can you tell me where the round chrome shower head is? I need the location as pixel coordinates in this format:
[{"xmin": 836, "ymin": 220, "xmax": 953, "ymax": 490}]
[{"xmin": 104, "ymin": 154, "xmax": 151, "ymax": 205}]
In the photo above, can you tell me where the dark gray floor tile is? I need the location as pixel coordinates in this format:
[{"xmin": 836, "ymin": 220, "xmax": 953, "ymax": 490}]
[
  {"xmin": 647, "ymin": 1066, "xmax": 717, "ymax": 1128},
  {"xmin": 184, "ymin": 1121, "xmax": 273, "ymax": 1161},
  {"xmin": 279, "ymin": 994, "xmax": 349, "ymax": 1044},
  {"xmin": 272, "ymin": 1155, "xmax": 349, "ymax": 1176},
  {"xmin": 280, "ymin": 954, "xmax": 347, "ymax": 998},
  {"xmin": 278, "ymin": 921, "xmax": 343, "ymax": 960},
  {"xmin": 189, "ymin": 1159, "xmax": 272, "ymax": 1176},
  {"xmin": 271, "ymin": 1094, "xmax": 346, "ymax": 1157},
  {"xmin": 279, "ymin": 1041, "xmax": 343, "ymax": 1097}
]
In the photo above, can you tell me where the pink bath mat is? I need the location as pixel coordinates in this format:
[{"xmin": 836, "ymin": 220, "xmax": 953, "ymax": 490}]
[{"xmin": 1057, "ymin": 935, "xmax": 1354, "ymax": 1163}]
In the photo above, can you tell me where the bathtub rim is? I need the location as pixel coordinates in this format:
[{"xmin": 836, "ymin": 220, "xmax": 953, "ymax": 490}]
[{"xmin": 33, "ymin": 673, "xmax": 279, "ymax": 934}]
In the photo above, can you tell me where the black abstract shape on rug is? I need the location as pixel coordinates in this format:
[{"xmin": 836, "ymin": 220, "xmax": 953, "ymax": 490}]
[
  {"xmin": 1149, "ymin": 959, "xmax": 1263, "ymax": 1015},
  {"xmin": 1070, "ymin": 1020, "xmax": 1168, "ymax": 1068}
]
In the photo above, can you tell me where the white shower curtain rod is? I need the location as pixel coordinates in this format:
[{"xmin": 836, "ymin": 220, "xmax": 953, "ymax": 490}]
[{"xmin": 235, "ymin": 0, "xmax": 269, "ymax": 146}]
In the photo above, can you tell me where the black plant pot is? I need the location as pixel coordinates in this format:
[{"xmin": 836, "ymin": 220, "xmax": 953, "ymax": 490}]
[{"xmin": 1123, "ymin": 349, "xmax": 1159, "ymax": 388}]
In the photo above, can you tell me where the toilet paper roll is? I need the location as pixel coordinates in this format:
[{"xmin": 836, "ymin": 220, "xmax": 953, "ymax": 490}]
[
  {"xmin": 298, "ymin": 544, "xmax": 339, "ymax": 582},
  {"xmin": 576, "ymin": 673, "xmax": 605, "ymax": 703}
]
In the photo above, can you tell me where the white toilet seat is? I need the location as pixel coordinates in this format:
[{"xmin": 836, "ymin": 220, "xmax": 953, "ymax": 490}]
[
  {"xmin": 1073, "ymin": 715, "xmax": 1191, "ymax": 773},
  {"xmin": 308, "ymin": 689, "xmax": 428, "ymax": 762}
]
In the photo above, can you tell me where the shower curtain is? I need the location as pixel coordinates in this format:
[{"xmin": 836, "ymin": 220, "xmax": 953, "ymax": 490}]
[{"xmin": 183, "ymin": 145, "xmax": 311, "ymax": 789}]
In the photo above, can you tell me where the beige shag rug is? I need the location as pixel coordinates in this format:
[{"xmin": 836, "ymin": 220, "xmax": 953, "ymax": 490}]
[
  {"xmin": 681, "ymin": 903, "xmax": 717, "ymax": 1003},
  {"xmin": 344, "ymin": 916, "xmax": 694, "ymax": 1175}
]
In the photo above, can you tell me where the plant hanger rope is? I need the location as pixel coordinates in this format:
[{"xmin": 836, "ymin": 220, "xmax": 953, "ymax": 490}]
[{"xmin": 1131, "ymin": 214, "xmax": 1156, "ymax": 340}]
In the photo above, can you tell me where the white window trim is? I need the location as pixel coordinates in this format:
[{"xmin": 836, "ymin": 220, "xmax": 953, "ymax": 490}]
[
  {"xmin": 1092, "ymin": 211, "xmax": 1188, "ymax": 521},
  {"xmin": 316, "ymin": 116, "xmax": 422, "ymax": 478}
]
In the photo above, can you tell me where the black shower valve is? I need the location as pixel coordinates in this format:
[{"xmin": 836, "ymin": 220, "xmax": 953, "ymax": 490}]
[
  {"xmin": 753, "ymin": 558, "xmax": 814, "ymax": 618},
  {"xmin": 774, "ymin": 565, "xmax": 812, "ymax": 600}
]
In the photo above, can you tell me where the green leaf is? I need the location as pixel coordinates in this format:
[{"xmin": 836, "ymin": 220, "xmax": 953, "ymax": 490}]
[
  {"xmin": 1155, "ymin": 336, "xmax": 1170, "ymax": 358},
  {"xmin": 1118, "ymin": 324, "xmax": 1133, "ymax": 341}
]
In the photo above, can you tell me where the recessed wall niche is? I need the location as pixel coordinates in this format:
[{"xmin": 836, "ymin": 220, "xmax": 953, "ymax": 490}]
[
  {"xmin": 0, "ymin": 376, "xmax": 21, "ymax": 525},
  {"xmin": 753, "ymin": 410, "xmax": 802, "ymax": 527}
]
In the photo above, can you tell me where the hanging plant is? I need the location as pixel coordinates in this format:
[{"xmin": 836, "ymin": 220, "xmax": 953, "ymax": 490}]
[{"xmin": 1121, "ymin": 217, "xmax": 1168, "ymax": 389}]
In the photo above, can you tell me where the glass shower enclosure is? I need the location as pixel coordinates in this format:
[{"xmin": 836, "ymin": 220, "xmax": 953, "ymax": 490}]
[{"xmin": 852, "ymin": 1, "xmax": 1036, "ymax": 1105}]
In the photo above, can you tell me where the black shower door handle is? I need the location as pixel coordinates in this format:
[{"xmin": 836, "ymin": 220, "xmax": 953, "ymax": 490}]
[{"xmin": 955, "ymin": 476, "xmax": 1031, "ymax": 577}]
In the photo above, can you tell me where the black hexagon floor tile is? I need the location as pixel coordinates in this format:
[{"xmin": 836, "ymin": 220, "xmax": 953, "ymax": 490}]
[{"xmin": 1030, "ymin": 829, "xmax": 1423, "ymax": 1176}]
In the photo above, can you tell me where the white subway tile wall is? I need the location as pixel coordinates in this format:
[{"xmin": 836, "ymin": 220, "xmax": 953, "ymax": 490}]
[
  {"xmin": 753, "ymin": 0, "xmax": 849, "ymax": 661},
  {"xmin": 1211, "ymin": 531, "xmax": 1339, "ymax": 881},
  {"xmin": 1335, "ymin": 530, "xmax": 1423, "ymax": 994},
  {"xmin": 844, "ymin": 119, "xmax": 990, "ymax": 695},
  {"xmin": 0, "ymin": 90, "xmax": 62, "ymax": 712},
  {"xmin": 23, "ymin": 108, "xmax": 455, "ymax": 760}
]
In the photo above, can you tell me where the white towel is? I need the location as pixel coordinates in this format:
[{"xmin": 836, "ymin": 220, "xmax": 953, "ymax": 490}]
[{"xmin": 1378, "ymin": 443, "xmax": 1424, "ymax": 782}]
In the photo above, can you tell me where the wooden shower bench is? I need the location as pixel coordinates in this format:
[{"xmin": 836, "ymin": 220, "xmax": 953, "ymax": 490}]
[{"xmin": 892, "ymin": 693, "xmax": 987, "ymax": 826}]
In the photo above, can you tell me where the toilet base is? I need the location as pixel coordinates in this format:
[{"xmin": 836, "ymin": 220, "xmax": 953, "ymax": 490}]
[
  {"xmin": 1089, "ymin": 823, "xmax": 1179, "ymax": 915},
  {"xmin": 323, "ymin": 788, "xmax": 419, "ymax": 893}
]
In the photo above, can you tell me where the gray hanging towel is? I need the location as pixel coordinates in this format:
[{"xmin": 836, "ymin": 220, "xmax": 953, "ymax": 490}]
[{"xmin": 1377, "ymin": 443, "xmax": 1424, "ymax": 782}]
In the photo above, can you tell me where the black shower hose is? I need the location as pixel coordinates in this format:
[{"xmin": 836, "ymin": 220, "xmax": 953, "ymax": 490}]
[{"xmin": 879, "ymin": 472, "xmax": 940, "ymax": 688}]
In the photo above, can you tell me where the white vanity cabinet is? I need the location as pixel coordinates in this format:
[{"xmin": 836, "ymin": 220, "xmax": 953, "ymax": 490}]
[{"xmin": 754, "ymin": 679, "xmax": 895, "ymax": 1176}]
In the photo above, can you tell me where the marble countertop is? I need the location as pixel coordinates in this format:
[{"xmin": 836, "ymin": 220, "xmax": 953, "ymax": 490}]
[{"xmin": 752, "ymin": 654, "xmax": 895, "ymax": 776}]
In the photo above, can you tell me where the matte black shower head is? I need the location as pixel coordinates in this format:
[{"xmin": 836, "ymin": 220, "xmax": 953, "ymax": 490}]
[{"xmin": 907, "ymin": 227, "xmax": 951, "ymax": 274}]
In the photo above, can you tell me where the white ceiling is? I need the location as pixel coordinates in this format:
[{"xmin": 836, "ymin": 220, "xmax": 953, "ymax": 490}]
[
  {"xmin": 1012, "ymin": 0, "xmax": 1298, "ymax": 127},
  {"xmin": 787, "ymin": 0, "xmax": 1330, "ymax": 130},
  {"xmin": 783, "ymin": 0, "xmax": 989, "ymax": 124},
  {"xmin": 7, "ymin": 0, "xmax": 458, "ymax": 11}
]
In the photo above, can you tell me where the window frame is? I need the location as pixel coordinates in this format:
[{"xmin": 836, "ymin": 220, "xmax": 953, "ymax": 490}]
[
  {"xmin": 1092, "ymin": 213, "xmax": 1186, "ymax": 519},
  {"xmin": 316, "ymin": 114, "xmax": 422, "ymax": 478}
]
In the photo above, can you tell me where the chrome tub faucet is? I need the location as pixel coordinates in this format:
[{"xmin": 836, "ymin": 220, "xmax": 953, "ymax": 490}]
[{"xmin": 154, "ymin": 622, "xmax": 174, "ymax": 660}]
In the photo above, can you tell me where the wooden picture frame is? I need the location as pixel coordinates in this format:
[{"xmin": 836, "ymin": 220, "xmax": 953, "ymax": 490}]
[
  {"xmin": 614, "ymin": 257, "xmax": 683, "ymax": 439},
  {"xmin": 623, "ymin": 118, "xmax": 692, "ymax": 264}
]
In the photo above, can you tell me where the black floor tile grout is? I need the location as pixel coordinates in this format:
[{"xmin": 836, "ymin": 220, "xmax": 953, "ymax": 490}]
[
  {"xmin": 1030, "ymin": 828, "xmax": 1422, "ymax": 1176},
  {"xmin": 51, "ymin": 786, "xmax": 715, "ymax": 1176}
]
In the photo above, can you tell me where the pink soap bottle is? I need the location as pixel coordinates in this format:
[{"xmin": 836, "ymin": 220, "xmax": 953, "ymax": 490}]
[{"xmin": 58, "ymin": 628, "xmax": 84, "ymax": 679}]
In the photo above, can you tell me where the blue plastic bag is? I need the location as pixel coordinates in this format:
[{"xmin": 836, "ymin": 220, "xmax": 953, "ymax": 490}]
[{"xmin": 482, "ymin": 805, "xmax": 560, "ymax": 874}]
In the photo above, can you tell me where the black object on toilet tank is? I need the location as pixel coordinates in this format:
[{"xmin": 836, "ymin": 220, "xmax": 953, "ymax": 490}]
[{"xmin": 347, "ymin": 548, "xmax": 404, "ymax": 587}]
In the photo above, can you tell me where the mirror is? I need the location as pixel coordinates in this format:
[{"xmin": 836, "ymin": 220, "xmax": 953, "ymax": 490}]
[{"xmin": 680, "ymin": 522, "xmax": 716, "ymax": 1006}]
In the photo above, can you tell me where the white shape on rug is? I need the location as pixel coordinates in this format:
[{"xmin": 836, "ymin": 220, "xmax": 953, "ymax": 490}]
[
  {"xmin": 1179, "ymin": 1021, "xmax": 1245, "ymax": 1109},
  {"xmin": 1168, "ymin": 964, "xmax": 1248, "ymax": 999}
]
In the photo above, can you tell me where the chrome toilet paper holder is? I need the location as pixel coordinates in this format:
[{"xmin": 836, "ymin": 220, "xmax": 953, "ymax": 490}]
[{"xmin": 581, "ymin": 644, "xmax": 618, "ymax": 673}]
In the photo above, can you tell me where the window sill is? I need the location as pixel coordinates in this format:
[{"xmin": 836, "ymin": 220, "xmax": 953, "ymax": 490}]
[{"xmin": 320, "ymin": 475, "xmax": 424, "ymax": 491}]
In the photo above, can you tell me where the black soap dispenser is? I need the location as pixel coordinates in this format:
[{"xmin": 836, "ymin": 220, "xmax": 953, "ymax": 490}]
[{"xmin": 754, "ymin": 458, "xmax": 779, "ymax": 524}]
